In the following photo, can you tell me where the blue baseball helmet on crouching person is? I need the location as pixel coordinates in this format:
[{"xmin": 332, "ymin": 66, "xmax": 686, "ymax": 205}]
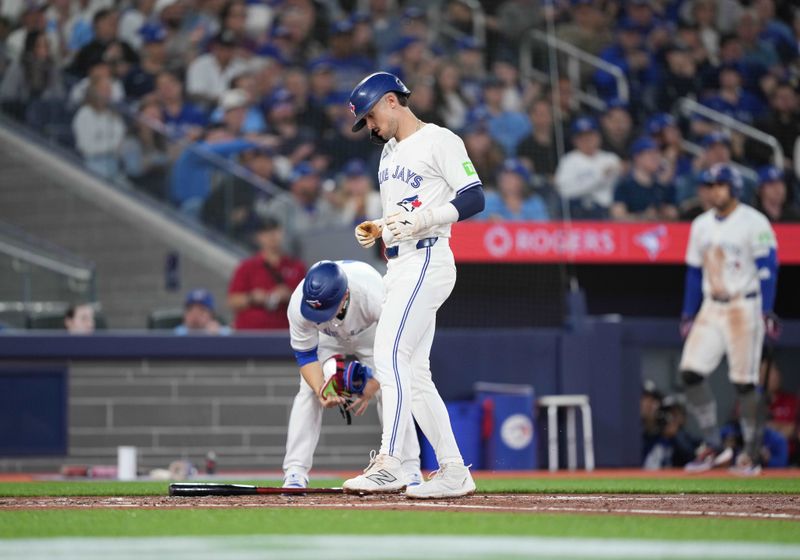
[
  {"xmin": 300, "ymin": 261, "xmax": 348, "ymax": 323},
  {"xmin": 701, "ymin": 163, "xmax": 743, "ymax": 198},
  {"xmin": 348, "ymin": 72, "xmax": 411, "ymax": 132}
]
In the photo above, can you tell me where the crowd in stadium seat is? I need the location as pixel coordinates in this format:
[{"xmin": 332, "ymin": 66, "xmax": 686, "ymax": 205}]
[{"xmin": 0, "ymin": 0, "xmax": 799, "ymax": 248}]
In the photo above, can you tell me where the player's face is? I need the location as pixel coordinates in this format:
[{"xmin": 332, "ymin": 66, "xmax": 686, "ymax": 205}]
[
  {"xmin": 707, "ymin": 182, "xmax": 734, "ymax": 210},
  {"xmin": 364, "ymin": 95, "xmax": 398, "ymax": 141}
]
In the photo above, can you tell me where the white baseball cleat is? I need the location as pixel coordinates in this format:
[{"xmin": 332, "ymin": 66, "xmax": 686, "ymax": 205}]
[
  {"xmin": 343, "ymin": 451, "xmax": 407, "ymax": 494},
  {"xmin": 282, "ymin": 471, "xmax": 309, "ymax": 489},
  {"xmin": 729, "ymin": 452, "xmax": 763, "ymax": 477},
  {"xmin": 405, "ymin": 463, "xmax": 476, "ymax": 499},
  {"xmin": 684, "ymin": 445, "xmax": 733, "ymax": 473}
]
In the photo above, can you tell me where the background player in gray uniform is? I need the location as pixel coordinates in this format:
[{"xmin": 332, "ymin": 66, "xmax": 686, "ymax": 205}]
[
  {"xmin": 679, "ymin": 164, "xmax": 779, "ymax": 475},
  {"xmin": 283, "ymin": 260, "xmax": 421, "ymax": 488},
  {"xmin": 343, "ymin": 72, "xmax": 485, "ymax": 499}
]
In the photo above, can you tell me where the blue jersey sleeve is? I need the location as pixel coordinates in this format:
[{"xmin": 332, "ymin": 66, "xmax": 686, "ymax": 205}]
[
  {"xmin": 682, "ymin": 266, "xmax": 703, "ymax": 317},
  {"xmin": 450, "ymin": 185, "xmax": 485, "ymax": 221},
  {"xmin": 755, "ymin": 248, "xmax": 778, "ymax": 313},
  {"xmin": 294, "ymin": 347, "xmax": 319, "ymax": 367}
]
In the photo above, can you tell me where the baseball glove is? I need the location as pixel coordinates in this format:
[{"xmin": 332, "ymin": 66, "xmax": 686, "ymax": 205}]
[
  {"xmin": 319, "ymin": 355, "xmax": 353, "ymax": 424},
  {"xmin": 355, "ymin": 221, "xmax": 382, "ymax": 248}
]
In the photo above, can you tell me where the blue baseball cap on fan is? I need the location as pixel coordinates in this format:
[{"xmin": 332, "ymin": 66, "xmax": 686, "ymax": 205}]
[
  {"xmin": 571, "ymin": 116, "xmax": 599, "ymax": 136},
  {"xmin": 757, "ymin": 165, "xmax": 784, "ymax": 185},
  {"xmin": 646, "ymin": 113, "xmax": 677, "ymax": 135},
  {"xmin": 629, "ymin": 136, "xmax": 659, "ymax": 158},
  {"xmin": 499, "ymin": 158, "xmax": 531, "ymax": 183},
  {"xmin": 185, "ymin": 289, "xmax": 214, "ymax": 311}
]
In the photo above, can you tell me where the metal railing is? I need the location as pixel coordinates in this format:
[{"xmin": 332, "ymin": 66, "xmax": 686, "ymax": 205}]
[
  {"xmin": 677, "ymin": 97, "xmax": 785, "ymax": 169},
  {"xmin": 520, "ymin": 29, "xmax": 629, "ymax": 111},
  {"xmin": 427, "ymin": 0, "xmax": 486, "ymax": 49}
]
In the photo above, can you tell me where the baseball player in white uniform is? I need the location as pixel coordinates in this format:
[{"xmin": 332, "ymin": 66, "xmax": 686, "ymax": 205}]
[
  {"xmin": 342, "ymin": 72, "xmax": 485, "ymax": 499},
  {"xmin": 283, "ymin": 260, "xmax": 422, "ymax": 488},
  {"xmin": 679, "ymin": 163, "xmax": 779, "ymax": 475}
]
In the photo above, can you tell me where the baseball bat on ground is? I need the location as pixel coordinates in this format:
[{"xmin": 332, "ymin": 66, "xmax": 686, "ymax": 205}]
[{"xmin": 169, "ymin": 483, "xmax": 343, "ymax": 496}]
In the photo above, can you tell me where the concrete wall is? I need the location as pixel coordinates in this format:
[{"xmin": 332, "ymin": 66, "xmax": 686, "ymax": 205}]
[{"xmin": 0, "ymin": 359, "xmax": 381, "ymax": 473}]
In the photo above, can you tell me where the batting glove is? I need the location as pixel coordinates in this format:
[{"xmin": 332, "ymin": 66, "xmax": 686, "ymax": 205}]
[
  {"xmin": 679, "ymin": 315, "xmax": 694, "ymax": 339},
  {"xmin": 385, "ymin": 210, "xmax": 433, "ymax": 241},
  {"xmin": 764, "ymin": 312, "xmax": 781, "ymax": 341},
  {"xmin": 355, "ymin": 220, "xmax": 382, "ymax": 248}
]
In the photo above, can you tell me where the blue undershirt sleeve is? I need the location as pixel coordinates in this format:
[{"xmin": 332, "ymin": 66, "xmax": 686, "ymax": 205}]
[
  {"xmin": 682, "ymin": 266, "xmax": 703, "ymax": 317},
  {"xmin": 755, "ymin": 248, "xmax": 778, "ymax": 313},
  {"xmin": 294, "ymin": 347, "xmax": 319, "ymax": 367},
  {"xmin": 450, "ymin": 185, "xmax": 485, "ymax": 221}
]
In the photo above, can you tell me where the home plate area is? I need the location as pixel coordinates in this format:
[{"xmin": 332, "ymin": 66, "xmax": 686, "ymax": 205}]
[{"xmin": 3, "ymin": 493, "xmax": 799, "ymax": 521}]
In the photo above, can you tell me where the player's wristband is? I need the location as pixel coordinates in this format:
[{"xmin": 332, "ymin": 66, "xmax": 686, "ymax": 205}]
[{"xmin": 425, "ymin": 203, "xmax": 459, "ymax": 227}]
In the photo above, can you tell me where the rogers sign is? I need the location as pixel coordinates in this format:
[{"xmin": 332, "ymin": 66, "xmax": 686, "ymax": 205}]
[
  {"xmin": 452, "ymin": 222, "xmax": 800, "ymax": 264},
  {"xmin": 482, "ymin": 224, "xmax": 616, "ymax": 259}
]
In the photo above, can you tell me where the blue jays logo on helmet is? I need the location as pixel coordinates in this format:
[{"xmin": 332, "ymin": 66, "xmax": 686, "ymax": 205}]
[
  {"xmin": 300, "ymin": 261, "xmax": 348, "ymax": 323},
  {"xmin": 397, "ymin": 194, "xmax": 422, "ymax": 212},
  {"xmin": 348, "ymin": 71, "xmax": 411, "ymax": 132},
  {"xmin": 702, "ymin": 163, "xmax": 743, "ymax": 198}
]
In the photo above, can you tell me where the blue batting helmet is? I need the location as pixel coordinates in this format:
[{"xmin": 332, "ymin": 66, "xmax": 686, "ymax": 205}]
[
  {"xmin": 300, "ymin": 261, "xmax": 348, "ymax": 323},
  {"xmin": 348, "ymin": 72, "xmax": 410, "ymax": 132},
  {"xmin": 701, "ymin": 163, "xmax": 743, "ymax": 198}
]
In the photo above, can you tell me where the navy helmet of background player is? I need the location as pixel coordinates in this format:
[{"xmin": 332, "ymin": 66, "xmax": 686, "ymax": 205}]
[
  {"xmin": 679, "ymin": 163, "xmax": 779, "ymax": 473},
  {"xmin": 300, "ymin": 260, "xmax": 348, "ymax": 324}
]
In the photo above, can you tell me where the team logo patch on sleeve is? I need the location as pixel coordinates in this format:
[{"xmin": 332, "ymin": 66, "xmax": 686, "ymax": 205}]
[
  {"xmin": 462, "ymin": 161, "xmax": 477, "ymax": 176},
  {"xmin": 397, "ymin": 195, "xmax": 422, "ymax": 212}
]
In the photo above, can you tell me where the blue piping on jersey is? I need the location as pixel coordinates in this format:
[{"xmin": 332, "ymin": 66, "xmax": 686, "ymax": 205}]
[
  {"xmin": 388, "ymin": 246, "xmax": 431, "ymax": 456},
  {"xmin": 457, "ymin": 180, "xmax": 482, "ymax": 195},
  {"xmin": 755, "ymin": 248, "xmax": 778, "ymax": 313},
  {"xmin": 452, "ymin": 184, "xmax": 485, "ymax": 221},
  {"xmin": 294, "ymin": 347, "xmax": 319, "ymax": 367},
  {"xmin": 682, "ymin": 266, "xmax": 703, "ymax": 317}
]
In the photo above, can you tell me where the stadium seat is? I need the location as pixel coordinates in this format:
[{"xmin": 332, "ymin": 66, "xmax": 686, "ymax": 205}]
[{"xmin": 147, "ymin": 308, "xmax": 184, "ymax": 330}]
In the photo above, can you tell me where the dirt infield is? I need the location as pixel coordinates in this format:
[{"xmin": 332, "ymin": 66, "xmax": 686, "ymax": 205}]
[{"xmin": 2, "ymin": 493, "xmax": 799, "ymax": 520}]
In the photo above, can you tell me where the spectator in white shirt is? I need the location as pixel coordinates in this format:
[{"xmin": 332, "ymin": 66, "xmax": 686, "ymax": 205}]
[
  {"xmin": 186, "ymin": 29, "xmax": 247, "ymax": 107},
  {"xmin": 72, "ymin": 74, "xmax": 126, "ymax": 179},
  {"xmin": 555, "ymin": 116, "xmax": 622, "ymax": 220}
]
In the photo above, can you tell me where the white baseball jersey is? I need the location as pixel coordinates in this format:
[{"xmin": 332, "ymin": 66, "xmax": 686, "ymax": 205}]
[
  {"xmin": 288, "ymin": 260, "xmax": 383, "ymax": 356},
  {"xmin": 686, "ymin": 204, "xmax": 777, "ymax": 299},
  {"xmin": 283, "ymin": 260, "xmax": 420, "ymax": 478},
  {"xmin": 377, "ymin": 123, "xmax": 482, "ymax": 244},
  {"xmin": 369, "ymin": 122, "xmax": 477, "ymax": 468},
  {"xmin": 680, "ymin": 203, "xmax": 777, "ymax": 384},
  {"xmin": 554, "ymin": 149, "xmax": 622, "ymax": 207}
]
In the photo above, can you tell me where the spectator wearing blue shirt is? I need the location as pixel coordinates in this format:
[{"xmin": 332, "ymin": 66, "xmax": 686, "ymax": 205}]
[
  {"xmin": 593, "ymin": 19, "xmax": 657, "ymax": 107},
  {"xmin": 612, "ymin": 137, "xmax": 678, "ymax": 221},
  {"xmin": 479, "ymin": 159, "xmax": 549, "ymax": 222},
  {"xmin": 209, "ymin": 75, "xmax": 267, "ymax": 134},
  {"xmin": 174, "ymin": 289, "xmax": 231, "ymax": 335},
  {"xmin": 467, "ymin": 77, "xmax": 531, "ymax": 157},
  {"xmin": 169, "ymin": 125, "xmax": 258, "ymax": 216},
  {"xmin": 155, "ymin": 71, "xmax": 207, "ymax": 141},
  {"xmin": 646, "ymin": 113, "xmax": 693, "ymax": 185},
  {"xmin": 735, "ymin": 9, "xmax": 781, "ymax": 71},
  {"xmin": 701, "ymin": 64, "xmax": 765, "ymax": 124},
  {"xmin": 308, "ymin": 20, "xmax": 373, "ymax": 94}
]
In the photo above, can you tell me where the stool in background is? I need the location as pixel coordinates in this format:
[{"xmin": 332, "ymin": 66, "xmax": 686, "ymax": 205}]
[{"xmin": 538, "ymin": 394, "xmax": 595, "ymax": 472}]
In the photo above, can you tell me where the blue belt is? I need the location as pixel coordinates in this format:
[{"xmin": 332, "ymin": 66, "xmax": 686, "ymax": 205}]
[
  {"xmin": 385, "ymin": 237, "xmax": 438, "ymax": 259},
  {"xmin": 711, "ymin": 291, "xmax": 758, "ymax": 303}
]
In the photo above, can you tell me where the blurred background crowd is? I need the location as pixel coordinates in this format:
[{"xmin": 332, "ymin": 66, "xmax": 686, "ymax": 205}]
[{"xmin": 0, "ymin": 0, "xmax": 798, "ymax": 252}]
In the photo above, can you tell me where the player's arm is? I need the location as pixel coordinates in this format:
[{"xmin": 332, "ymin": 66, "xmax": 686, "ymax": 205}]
[
  {"xmin": 295, "ymin": 348, "xmax": 344, "ymax": 408},
  {"xmin": 680, "ymin": 220, "xmax": 704, "ymax": 337},
  {"xmin": 753, "ymin": 221, "xmax": 780, "ymax": 338}
]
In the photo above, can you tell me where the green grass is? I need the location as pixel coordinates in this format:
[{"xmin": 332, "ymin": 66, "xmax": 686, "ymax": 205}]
[
  {"xmin": 1, "ymin": 509, "xmax": 799, "ymax": 543},
  {"xmin": 1, "ymin": 476, "xmax": 799, "ymax": 497}
]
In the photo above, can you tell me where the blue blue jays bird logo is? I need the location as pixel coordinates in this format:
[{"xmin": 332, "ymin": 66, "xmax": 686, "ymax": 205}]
[
  {"xmin": 397, "ymin": 195, "xmax": 422, "ymax": 212},
  {"xmin": 305, "ymin": 299, "xmax": 322, "ymax": 309},
  {"xmin": 349, "ymin": 102, "xmax": 356, "ymax": 117}
]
